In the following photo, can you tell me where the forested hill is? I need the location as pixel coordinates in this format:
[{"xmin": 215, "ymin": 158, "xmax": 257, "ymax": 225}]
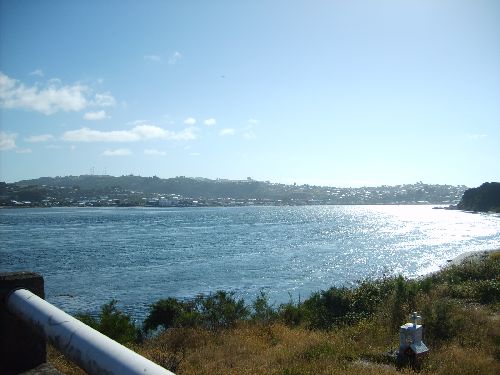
[
  {"xmin": 1, "ymin": 175, "xmax": 467, "ymax": 207},
  {"xmin": 456, "ymin": 182, "xmax": 500, "ymax": 213}
]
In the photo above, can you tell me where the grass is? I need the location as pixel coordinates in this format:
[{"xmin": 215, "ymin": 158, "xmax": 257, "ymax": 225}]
[{"xmin": 49, "ymin": 250, "xmax": 500, "ymax": 374}]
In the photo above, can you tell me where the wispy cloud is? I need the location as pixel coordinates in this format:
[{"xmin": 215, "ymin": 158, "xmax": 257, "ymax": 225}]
[
  {"xmin": 247, "ymin": 118, "xmax": 260, "ymax": 125},
  {"xmin": 144, "ymin": 148, "xmax": 166, "ymax": 156},
  {"xmin": 62, "ymin": 124, "xmax": 197, "ymax": 142},
  {"xmin": 0, "ymin": 131, "xmax": 17, "ymax": 150},
  {"xmin": 204, "ymin": 118, "xmax": 216, "ymax": 126},
  {"xmin": 144, "ymin": 54, "xmax": 161, "ymax": 63},
  {"xmin": 0, "ymin": 133, "xmax": 32, "ymax": 153},
  {"xmin": 25, "ymin": 134, "xmax": 54, "ymax": 143},
  {"xmin": 92, "ymin": 92, "xmax": 116, "ymax": 107},
  {"xmin": 102, "ymin": 148, "xmax": 131, "ymax": 156},
  {"xmin": 0, "ymin": 72, "xmax": 115, "ymax": 115},
  {"xmin": 29, "ymin": 69, "xmax": 44, "ymax": 77},
  {"xmin": 168, "ymin": 51, "xmax": 182, "ymax": 65},
  {"xmin": 84, "ymin": 110, "xmax": 108, "ymax": 121},
  {"xmin": 220, "ymin": 128, "xmax": 236, "ymax": 136},
  {"xmin": 15, "ymin": 148, "xmax": 32, "ymax": 154},
  {"xmin": 189, "ymin": 152, "xmax": 201, "ymax": 157},
  {"xmin": 184, "ymin": 117, "xmax": 197, "ymax": 126}
]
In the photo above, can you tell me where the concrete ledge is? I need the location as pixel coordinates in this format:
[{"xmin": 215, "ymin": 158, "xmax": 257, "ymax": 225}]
[
  {"xmin": 21, "ymin": 363, "xmax": 63, "ymax": 375},
  {"xmin": 0, "ymin": 272, "xmax": 46, "ymax": 374}
]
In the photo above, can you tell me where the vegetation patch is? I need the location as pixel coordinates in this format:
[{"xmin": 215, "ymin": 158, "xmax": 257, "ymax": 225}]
[{"xmin": 50, "ymin": 250, "xmax": 500, "ymax": 374}]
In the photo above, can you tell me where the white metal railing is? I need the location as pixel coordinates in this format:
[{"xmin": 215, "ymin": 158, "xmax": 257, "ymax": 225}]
[{"xmin": 7, "ymin": 288, "xmax": 174, "ymax": 375}]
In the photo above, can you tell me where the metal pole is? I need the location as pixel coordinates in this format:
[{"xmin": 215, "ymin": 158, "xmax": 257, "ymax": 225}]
[{"xmin": 7, "ymin": 288, "xmax": 174, "ymax": 375}]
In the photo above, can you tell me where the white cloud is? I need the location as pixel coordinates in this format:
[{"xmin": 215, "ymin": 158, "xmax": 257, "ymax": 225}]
[
  {"xmin": 62, "ymin": 124, "xmax": 196, "ymax": 142},
  {"xmin": 92, "ymin": 92, "xmax": 116, "ymax": 107},
  {"xmin": 0, "ymin": 132, "xmax": 17, "ymax": 150},
  {"xmin": 144, "ymin": 148, "xmax": 166, "ymax": 156},
  {"xmin": 168, "ymin": 51, "xmax": 182, "ymax": 65},
  {"xmin": 84, "ymin": 110, "xmax": 108, "ymax": 121},
  {"xmin": 25, "ymin": 134, "xmax": 54, "ymax": 143},
  {"xmin": 144, "ymin": 54, "xmax": 161, "ymax": 62},
  {"xmin": 204, "ymin": 118, "xmax": 216, "ymax": 126},
  {"xmin": 184, "ymin": 117, "xmax": 197, "ymax": 126},
  {"xmin": 102, "ymin": 148, "xmax": 131, "ymax": 156},
  {"xmin": 0, "ymin": 72, "xmax": 116, "ymax": 115},
  {"xmin": 0, "ymin": 72, "xmax": 87, "ymax": 115},
  {"xmin": 248, "ymin": 118, "xmax": 260, "ymax": 124},
  {"xmin": 189, "ymin": 152, "xmax": 201, "ymax": 157},
  {"xmin": 220, "ymin": 128, "xmax": 235, "ymax": 136},
  {"xmin": 29, "ymin": 69, "xmax": 44, "ymax": 77}
]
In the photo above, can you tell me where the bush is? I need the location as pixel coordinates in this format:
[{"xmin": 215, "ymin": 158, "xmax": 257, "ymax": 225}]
[
  {"xmin": 302, "ymin": 287, "xmax": 352, "ymax": 329},
  {"xmin": 197, "ymin": 290, "xmax": 249, "ymax": 330},
  {"xmin": 476, "ymin": 280, "xmax": 500, "ymax": 304},
  {"xmin": 439, "ymin": 253, "xmax": 500, "ymax": 283},
  {"xmin": 278, "ymin": 299, "xmax": 305, "ymax": 327},
  {"xmin": 75, "ymin": 300, "xmax": 140, "ymax": 344},
  {"xmin": 251, "ymin": 290, "xmax": 276, "ymax": 324},
  {"xmin": 144, "ymin": 291, "xmax": 249, "ymax": 333},
  {"xmin": 143, "ymin": 297, "xmax": 195, "ymax": 333},
  {"xmin": 421, "ymin": 298, "xmax": 461, "ymax": 346}
]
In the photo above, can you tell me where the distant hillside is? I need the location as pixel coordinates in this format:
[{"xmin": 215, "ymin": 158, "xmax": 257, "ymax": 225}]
[
  {"xmin": 456, "ymin": 182, "xmax": 500, "ymax": 213},
  {"xmin": 15, "ymin": 175, "xmax": 303, "ymax": 200},
  {"xmin": 1, "ymin": 175, "xmax": 467, "ymax": 207}
]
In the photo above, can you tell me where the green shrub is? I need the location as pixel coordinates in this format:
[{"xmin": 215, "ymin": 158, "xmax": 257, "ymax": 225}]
[
  {"xmin": 75, "ymin": 300, "xmax": 140, "ymax": 344},
  {"xmin": 476, "ymin": 279, "xmax": 500, "ymax": 304},
  {"xmin": 438, "ymin": 253, "xmax": 500, "ymax": 284},
  {"xmin": 422, "ymin": 299, "xmax": 461, "ymax": 345},
  {"xmin": 196, "ymin": 290, "xmax": 249, "ymax": 330},
  {"xmin": 278, "ymin": 299, "xmax": 305, "ymax": 327},
  {"xmin": 302, "ymin": 287, "xmax": 352, "ymax": 329},
  {"xmin": 251, "ymin": 291, "xmax": 276, "ymax": 324},
  {"xmin": 350, "ymin": 278, "xmax": 391, "ymax": 319},
  {"xmin": 144, "ymin": 291, "xmax": 249, "ymax": 333},
  {"xmin": 143, "ymin": 297, "xmax": 195, "ymax": 332}
]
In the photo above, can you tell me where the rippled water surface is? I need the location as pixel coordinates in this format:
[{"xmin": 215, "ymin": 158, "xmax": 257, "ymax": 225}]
[{"xmin": 1, "ymin": 206, "xmax": 499, "ymax": 320}]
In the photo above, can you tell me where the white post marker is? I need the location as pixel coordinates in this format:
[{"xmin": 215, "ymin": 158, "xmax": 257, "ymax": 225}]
[{"xmin": 398, "ymin": 311, "xmax": 428, "ymax": 358}]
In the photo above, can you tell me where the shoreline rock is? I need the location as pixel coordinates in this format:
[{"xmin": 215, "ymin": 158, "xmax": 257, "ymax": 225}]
[{"xmin": 446, "ymin": 248, "xmax": 500, "ymax": 267}]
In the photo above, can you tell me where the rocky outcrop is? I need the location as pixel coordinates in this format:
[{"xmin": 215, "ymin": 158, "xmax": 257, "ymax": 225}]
[{"xmin": 456, "ymin": 182, "xmax": 500, "ymax": 212}]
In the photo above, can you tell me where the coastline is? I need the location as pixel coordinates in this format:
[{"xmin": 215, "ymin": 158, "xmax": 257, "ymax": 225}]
[{"xmin": 447, "ymin": 248, "xmax": 500, "ymax": 267}]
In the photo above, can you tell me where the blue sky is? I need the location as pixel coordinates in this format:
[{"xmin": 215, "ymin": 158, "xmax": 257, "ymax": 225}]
[{"xmin": 1, "ymin": 0, "xmax": 499, "ymax": 187}]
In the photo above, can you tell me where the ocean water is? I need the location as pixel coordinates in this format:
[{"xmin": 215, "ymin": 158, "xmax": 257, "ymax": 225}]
[{"xmin": 1, "ymin": 205, "xmax": 499, "ymax": 321}]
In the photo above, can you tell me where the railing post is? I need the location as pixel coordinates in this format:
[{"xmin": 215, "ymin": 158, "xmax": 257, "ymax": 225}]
[{"xmin": 0, "ymin": 271, "xmax": 46, "ymax": 374}]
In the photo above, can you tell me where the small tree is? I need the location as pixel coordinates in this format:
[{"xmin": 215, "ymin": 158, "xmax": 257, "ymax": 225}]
[
  {"xmin": 143, "ymin": 298, "xmax": 188, "ymax": 333},
  {"xmin": 198, "ymin": 291, "xmax": 249, "ymax": 330},
  {"xmin": 303, "ymin": 287, "xmax": 352, "ymax": 329},
  {"xmin": 75, "ymin": 300, "xmax": 139, "ymax": 344},
  {"xmin": 251, "ymin": 291, "xmax": 276, "ymax": 324},
  {"xmin": 144, "ymin": 291, "xmax": 249, "ymax": 333}
]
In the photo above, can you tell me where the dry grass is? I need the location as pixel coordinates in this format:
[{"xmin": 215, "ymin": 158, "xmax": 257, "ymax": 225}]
[{"xmin": 49, "ymin": 312, "xmax": 499, "ymax": 375}]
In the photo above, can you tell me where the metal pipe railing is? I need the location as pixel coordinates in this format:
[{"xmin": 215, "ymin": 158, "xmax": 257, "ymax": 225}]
[{"xmin": 6, "ymin": 288, "xmax": 174, "ymax": 375}]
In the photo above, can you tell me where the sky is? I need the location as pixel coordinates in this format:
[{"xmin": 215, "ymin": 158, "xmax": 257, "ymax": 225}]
[{"xmin": 1, "ymin": 0, "xmax": 499, "ymax": 187}]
